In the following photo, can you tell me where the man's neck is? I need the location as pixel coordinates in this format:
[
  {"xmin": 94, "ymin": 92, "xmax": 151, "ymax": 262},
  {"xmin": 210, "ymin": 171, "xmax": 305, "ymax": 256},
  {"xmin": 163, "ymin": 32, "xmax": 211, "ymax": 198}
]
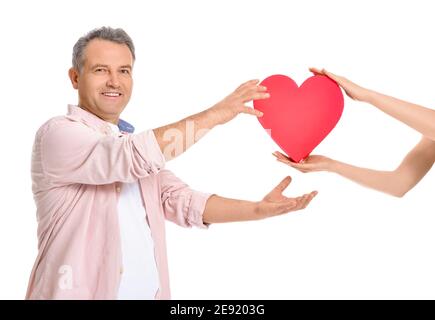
[{"xmin": 78, "ymin": 104, "xmax": 119, "ymax": 125}]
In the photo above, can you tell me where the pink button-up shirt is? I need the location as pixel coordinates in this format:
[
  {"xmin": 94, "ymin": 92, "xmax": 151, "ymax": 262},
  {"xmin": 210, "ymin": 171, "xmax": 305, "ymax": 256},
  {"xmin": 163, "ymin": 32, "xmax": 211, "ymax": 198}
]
[{"xmin": 26, "ymin": 105, "xmax": 211, "ymax": 299}]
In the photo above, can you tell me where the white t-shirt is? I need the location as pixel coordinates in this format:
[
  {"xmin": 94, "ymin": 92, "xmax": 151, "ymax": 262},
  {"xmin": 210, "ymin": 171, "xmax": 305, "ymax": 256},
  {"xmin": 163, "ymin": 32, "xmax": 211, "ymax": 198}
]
[{"xmin": 106, "ymin": 122, "xmax": 160, "ymax": 300}]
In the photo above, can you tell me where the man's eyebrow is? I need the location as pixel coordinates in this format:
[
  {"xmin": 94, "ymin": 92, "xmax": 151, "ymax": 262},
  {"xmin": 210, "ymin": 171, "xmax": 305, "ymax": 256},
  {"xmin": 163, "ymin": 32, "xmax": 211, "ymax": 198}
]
[
  {"xmin": 119, "ymin": 65, "xmax": 132, "ymax": 70},
  {"xmin": 90, "ymin": 64, "xmax": 132, "ymax": 70},
  {"xmin": 90, "ymin": 64, "xmax": 109, "ymax": 69}
]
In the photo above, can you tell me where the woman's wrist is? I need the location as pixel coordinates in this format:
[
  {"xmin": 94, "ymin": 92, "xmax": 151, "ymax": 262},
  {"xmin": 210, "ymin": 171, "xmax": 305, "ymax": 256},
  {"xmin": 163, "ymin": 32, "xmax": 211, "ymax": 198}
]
[
  {"xmin": 361, "ymin": 88, "xmax": 377, "ymax": 104},
  {"xmin": 327, "ymin": 159, "xmax": 341, "ymax": 173}
]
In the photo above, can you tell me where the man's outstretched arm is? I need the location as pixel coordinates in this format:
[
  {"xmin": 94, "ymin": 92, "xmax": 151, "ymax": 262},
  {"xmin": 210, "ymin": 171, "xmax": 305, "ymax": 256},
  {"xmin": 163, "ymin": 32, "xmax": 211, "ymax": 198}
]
[
  {"xmin": 202, "ymin": 176, "xmax": 317, "ymax": 223},
  {"xmin": 153, "ymin": 79, "xmax": 269, "ymax": 161}
]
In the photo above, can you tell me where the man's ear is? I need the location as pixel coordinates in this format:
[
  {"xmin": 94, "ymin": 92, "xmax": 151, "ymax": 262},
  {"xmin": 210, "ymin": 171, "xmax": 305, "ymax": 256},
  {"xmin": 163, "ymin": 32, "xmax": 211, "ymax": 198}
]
[{"xmin": 68, "ymin": 67, "xmax": 79, "ymax": 89}]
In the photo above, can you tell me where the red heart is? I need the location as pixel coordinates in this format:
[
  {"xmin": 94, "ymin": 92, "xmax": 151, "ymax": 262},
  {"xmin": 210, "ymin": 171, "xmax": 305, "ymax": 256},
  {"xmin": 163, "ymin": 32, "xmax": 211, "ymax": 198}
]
[{"xmin": 253, "ymin": 74, "xmax": 344, "ymax": 162}]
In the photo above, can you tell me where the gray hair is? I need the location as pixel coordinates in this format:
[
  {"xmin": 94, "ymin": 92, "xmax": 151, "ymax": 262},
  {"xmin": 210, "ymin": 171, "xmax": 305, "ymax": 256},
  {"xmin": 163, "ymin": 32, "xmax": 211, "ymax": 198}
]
[{"xmin": 72, "ymin": 26, "xmax": 135, "ymax": 72}]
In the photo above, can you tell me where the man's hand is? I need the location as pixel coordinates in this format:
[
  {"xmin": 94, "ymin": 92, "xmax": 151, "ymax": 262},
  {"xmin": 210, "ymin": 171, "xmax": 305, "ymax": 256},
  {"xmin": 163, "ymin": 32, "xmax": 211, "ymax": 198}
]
[
  {"xmin": 255, "ymin": 176, "xmax": 317, "ymax": 219},
  {"xmin": 202, "ymin": 176, "xmax": 317, "ymax": 224},
  {"xmin": 210, "ymin": 79, "xmax": 269, "ymax": 125}
]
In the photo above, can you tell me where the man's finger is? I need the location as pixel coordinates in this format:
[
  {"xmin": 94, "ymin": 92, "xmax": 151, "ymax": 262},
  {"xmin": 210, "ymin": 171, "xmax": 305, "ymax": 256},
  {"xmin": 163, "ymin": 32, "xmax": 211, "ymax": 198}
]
[
  {"xmin": 274, "ymin": 199, "xmax": 295, "ymax": 215},
  {"xmin": 293, "ymin": 195, "xmax": 306, "ymax": 210},
  {"xmin": 275, "ymin": 176, "xmax": 292, "ymax": 193},
  {"xmin": 242, "ymin": 107, "xmax": 263, "ymax": 117},
  {"xmin": 300, "ymin": 192, "xmax": 316, "ymax": 209},
  {"xmin": 305, "ymin": 191, "xmax": 318, "ymax": 204},
  {"xmin": 236, "ymin": 79, "xmax": 260, "ymax": 91},
  {"xmin": 241, "ymin": 91, "xmax": 270, "ymax": 102},
  {"xmin": 282, "ymin": 200, "xmax": 297, "ymax": 214},
  {"xmin": 284, "ymin": 197, "xmax": 303, "ymax": 213}
]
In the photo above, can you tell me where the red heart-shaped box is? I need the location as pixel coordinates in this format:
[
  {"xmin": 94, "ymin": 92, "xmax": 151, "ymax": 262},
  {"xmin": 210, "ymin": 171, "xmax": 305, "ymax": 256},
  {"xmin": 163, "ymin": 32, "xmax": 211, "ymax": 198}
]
[{"xmin": 254, "ymin": 74, "xmax": 344, "ymax": 162}]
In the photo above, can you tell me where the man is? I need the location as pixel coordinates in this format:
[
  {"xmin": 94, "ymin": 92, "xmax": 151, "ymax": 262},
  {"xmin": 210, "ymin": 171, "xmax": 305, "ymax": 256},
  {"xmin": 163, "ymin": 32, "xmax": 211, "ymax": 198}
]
[{"xmin": 26, "ymin": 27, "xmax": 317, "ymax": 300}]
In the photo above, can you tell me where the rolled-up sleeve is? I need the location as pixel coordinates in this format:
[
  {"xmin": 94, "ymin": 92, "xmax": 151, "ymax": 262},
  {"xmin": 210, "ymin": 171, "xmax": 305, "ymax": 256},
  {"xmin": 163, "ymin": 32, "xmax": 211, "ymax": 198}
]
[
  {"xmin": 40, "ymin": 119, "xmax": 165, "ymax": 186},
  {"xmin": 159, "ymin": 169, "xmax": 212, "ymax": 228}
]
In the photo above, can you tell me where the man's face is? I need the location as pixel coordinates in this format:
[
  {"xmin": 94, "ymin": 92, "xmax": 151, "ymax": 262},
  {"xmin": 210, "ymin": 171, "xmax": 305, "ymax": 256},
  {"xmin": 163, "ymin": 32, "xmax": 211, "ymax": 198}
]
[{"xmin": 69, "ymin": 39, "xmax": 134, "ymax": 124}]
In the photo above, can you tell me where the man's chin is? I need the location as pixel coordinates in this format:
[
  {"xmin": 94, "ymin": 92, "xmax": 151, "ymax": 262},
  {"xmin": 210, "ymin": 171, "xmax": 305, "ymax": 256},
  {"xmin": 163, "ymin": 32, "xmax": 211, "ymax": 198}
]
[{"xmin": 96, "ymin": 103, "xmax": 126, "ymax": 119}]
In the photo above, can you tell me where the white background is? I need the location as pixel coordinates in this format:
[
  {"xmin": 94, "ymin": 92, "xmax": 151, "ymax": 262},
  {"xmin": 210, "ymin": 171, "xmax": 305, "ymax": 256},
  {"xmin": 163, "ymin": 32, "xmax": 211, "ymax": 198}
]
[{"xmin": 1, "ymin": 0, "xmax": 435, "ymax": 299}]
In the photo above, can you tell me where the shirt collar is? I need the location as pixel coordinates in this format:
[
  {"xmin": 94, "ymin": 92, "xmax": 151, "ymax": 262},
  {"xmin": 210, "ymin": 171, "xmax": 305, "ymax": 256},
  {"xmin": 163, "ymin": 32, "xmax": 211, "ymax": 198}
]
[{"xmin": 67, "ymin": 104, "xmax": 135, "ymax": 134}]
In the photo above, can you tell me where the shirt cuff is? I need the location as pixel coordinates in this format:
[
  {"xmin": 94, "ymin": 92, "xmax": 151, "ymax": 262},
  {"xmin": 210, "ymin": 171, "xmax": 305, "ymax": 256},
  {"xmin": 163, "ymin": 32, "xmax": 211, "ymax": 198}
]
[{"xmin": 188, "ymin": 191, "xmax": 214, "ymax": 229}]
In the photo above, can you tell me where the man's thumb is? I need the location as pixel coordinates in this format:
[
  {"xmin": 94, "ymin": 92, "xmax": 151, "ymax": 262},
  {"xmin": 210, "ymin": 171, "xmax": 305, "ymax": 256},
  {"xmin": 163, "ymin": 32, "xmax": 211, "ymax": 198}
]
[{"xmin": 274, "ymin": 176, "xmax": 292, "ymax": 193}]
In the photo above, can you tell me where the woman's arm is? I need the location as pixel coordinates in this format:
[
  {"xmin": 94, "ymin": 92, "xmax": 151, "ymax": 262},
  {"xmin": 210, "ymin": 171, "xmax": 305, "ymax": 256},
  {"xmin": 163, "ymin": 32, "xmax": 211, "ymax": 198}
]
[
  {"xmin": 274, "ymin": 136, "xmax": 435, "ymax": 197},
  {"xmin": 310, "ymin": 68, "xmax": 435, "ymax": 141}
]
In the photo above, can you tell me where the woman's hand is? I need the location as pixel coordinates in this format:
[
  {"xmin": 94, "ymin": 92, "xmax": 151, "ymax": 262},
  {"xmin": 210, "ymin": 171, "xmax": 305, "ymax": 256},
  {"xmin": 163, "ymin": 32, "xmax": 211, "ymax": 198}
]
[
  {"xmin": 273, "ymin": 151, "xmax": 336, "ymax": 173},
  {"xmin": 309, "ymin": 67, "xmax": 371, "ymax": 102}
]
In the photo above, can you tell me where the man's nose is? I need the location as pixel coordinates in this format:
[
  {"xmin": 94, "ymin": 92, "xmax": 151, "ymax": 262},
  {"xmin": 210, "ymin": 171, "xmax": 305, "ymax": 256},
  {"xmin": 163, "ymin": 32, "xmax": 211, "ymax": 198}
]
[{"xmin": 106, "ymin": 72, "xmax": 121, "ymax": 88}]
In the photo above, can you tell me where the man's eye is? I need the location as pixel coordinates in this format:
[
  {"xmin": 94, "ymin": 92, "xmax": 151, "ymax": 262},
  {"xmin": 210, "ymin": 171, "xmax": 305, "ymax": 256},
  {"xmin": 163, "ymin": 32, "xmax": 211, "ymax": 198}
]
[
  {"xmin": 121, "ymin": 69, "xmax": 130, "ymax": 74},
  {"xmin": 95, "ymin": 68, "xmax": 106, "ymax": 73}
]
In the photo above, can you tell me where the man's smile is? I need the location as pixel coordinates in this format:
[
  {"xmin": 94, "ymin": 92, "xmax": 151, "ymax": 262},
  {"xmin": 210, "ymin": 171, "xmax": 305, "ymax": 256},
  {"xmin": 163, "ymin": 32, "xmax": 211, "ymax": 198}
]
[{"xmin": 101, "ymin": 91, "xmax": 123, "ymax": 99}]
